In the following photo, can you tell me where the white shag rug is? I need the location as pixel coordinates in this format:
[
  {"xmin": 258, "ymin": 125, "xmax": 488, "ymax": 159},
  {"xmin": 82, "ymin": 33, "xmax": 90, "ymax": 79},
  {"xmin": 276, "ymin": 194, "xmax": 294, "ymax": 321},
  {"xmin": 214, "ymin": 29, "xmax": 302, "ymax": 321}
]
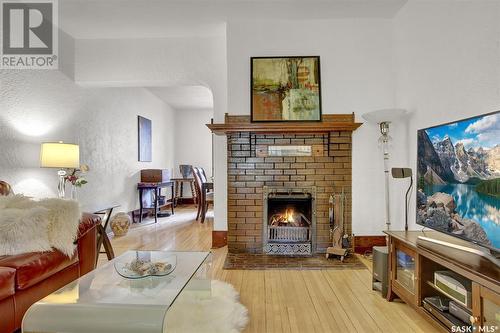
[
  {"xmin": 0, "ymin": 195, "xmax": 81, "ymax": 256},
  {"xmin": 165, "ymin": 280, "xmax": 249, "ymax": 333}
]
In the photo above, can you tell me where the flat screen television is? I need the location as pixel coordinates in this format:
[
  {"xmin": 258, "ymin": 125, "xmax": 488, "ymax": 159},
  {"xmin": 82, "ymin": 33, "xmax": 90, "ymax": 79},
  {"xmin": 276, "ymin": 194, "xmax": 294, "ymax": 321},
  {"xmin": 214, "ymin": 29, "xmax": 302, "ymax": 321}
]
[{"xmin": 417, "ymin": 111, "xmax": 499, "ymax": 251}]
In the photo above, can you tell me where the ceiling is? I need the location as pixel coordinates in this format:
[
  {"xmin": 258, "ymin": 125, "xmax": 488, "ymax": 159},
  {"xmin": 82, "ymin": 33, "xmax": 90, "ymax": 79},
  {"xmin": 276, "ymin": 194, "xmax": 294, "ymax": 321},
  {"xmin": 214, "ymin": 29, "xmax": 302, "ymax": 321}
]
[
  {"xmin": 60, "ymin": 0, "xmax": 408, "ymax": 39},
  {"xmin": 61, "ymin": 0, "xmax": 408, "ymax": 110},
  {"xmin": 148, "ymin": 86, "xmax": 214, "ymax": 110}
]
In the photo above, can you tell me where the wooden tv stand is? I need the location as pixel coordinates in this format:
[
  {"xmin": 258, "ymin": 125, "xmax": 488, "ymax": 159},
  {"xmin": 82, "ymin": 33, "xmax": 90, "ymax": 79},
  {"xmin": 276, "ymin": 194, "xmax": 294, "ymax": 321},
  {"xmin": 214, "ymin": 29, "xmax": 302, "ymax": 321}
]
[{"xmin": 385, "ymin": 230, "xmax": 500, "ymax": 332}]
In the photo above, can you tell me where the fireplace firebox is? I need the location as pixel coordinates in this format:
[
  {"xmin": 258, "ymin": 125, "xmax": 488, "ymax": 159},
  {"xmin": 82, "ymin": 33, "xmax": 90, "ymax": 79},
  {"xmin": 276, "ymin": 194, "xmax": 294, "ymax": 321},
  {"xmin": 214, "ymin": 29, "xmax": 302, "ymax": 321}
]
[{"xmin": 263, "ymin": 186, "xmax": 316, "ymax": 255}]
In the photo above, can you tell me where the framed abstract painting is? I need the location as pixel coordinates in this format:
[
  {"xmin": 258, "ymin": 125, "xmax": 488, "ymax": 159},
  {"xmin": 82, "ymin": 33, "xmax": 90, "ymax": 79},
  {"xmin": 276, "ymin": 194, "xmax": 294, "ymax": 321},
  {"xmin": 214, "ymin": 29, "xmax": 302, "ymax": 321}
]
[
  {"xmin": 138, "ymin": 116, "xmax": 152, "ymax": 162},
  {"xmin": 251, "ymin": 56, "xmax": 322, "ymax": 122}
]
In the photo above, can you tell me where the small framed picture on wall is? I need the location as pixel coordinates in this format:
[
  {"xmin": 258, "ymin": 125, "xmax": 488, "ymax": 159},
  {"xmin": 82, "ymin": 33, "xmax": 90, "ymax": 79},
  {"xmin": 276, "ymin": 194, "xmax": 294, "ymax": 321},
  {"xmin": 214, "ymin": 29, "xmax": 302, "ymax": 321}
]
[{"xmin": 138, "ymin": 116, "xmax": 152, "ymax": 162}]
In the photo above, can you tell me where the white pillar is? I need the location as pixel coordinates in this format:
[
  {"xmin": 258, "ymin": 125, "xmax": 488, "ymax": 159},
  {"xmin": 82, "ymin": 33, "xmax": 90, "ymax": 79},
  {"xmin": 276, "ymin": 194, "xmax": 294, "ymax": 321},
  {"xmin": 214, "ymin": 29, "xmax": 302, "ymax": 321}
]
[{"xmin": 213, "ymin": 135, "xmax": 228, "ymax": 231}]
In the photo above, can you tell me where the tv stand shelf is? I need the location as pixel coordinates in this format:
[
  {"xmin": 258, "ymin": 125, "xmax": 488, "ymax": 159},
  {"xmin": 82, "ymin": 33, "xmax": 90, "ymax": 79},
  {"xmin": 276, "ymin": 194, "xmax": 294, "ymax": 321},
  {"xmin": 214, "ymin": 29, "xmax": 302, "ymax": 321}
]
[{"xmin": 385, "ymin": 231, "xmax": 500, "ymax": 332}]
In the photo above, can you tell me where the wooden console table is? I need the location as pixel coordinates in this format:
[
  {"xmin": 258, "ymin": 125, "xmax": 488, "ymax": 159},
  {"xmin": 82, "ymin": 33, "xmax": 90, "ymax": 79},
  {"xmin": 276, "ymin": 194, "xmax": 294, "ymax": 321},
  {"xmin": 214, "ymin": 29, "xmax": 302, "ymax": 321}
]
[
  {"xmin": 385, "ymin": 231, "xmax": 499, "ymax": 332},
  {"xmin": 137, "ymin": 182, "xmax": 175, "ymax": 223}
]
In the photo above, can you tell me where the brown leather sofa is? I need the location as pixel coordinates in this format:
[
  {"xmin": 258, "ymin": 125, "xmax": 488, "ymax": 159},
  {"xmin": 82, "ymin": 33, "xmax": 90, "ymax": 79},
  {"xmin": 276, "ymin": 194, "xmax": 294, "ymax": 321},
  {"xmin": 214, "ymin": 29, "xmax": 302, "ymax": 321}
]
[{"xmin": 0, "ymin": 213, "xmax": 100, "ymax": 333}]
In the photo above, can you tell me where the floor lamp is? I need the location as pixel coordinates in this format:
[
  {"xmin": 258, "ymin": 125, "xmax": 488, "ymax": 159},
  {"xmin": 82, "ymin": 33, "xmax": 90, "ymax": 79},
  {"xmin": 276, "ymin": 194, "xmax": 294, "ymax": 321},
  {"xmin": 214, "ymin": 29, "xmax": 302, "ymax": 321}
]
[
  {"xmin": 391, "ymin": 167, "xmax": 413, "ymax": 231},
  {"xmin": 362, "ymin": 109, "xmax": 408, "ymax": 231}
]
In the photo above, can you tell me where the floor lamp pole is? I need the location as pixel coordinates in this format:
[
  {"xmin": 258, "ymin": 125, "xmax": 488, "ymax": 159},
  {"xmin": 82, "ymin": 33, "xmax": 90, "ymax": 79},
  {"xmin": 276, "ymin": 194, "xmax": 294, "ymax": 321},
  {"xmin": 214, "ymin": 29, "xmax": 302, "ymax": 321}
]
[
  {"xmin": 383, "ymin": 140, "xmax": 390, "ymax": 231},
  {"xmin": 405, "ymin": 176, "xmax": 413, "ymax": 231},
  {"xmin": 380, "ymin": 122, "xmax": 391, "ymax": 231}
]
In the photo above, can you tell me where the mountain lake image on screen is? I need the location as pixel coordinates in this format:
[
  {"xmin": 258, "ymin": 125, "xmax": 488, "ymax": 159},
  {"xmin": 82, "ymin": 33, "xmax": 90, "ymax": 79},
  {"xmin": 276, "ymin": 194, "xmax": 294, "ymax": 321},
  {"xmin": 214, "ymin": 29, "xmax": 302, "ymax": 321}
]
[{"xmin": 416, "ymin": 111, "xmax": 500, "ymax": 250}]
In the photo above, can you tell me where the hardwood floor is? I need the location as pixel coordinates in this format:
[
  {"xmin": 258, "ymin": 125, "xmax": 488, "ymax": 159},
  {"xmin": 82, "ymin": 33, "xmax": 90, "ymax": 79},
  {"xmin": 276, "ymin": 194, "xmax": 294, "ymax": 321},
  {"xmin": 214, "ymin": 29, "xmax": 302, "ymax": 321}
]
[{"xmin": 99, "ymin": 206, "xmax": 437, "ymax": 333}]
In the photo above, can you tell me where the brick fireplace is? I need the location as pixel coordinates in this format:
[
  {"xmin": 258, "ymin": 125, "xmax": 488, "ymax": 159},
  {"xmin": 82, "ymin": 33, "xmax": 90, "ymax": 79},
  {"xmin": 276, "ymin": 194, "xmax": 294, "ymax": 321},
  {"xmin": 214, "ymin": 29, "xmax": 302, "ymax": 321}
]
[{"xmin": 226, "ymin": 130, "xmax": 354, "ymax": 254}]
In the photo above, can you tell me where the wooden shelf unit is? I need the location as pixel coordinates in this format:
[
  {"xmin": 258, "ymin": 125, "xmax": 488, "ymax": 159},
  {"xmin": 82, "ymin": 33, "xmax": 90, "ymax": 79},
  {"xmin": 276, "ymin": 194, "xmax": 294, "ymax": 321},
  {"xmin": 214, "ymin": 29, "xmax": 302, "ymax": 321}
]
[
  {"xmin": 385, "ymin": 231, "xmax": 500, "ymax": 332},
  {"xmin": 206, "ymin": 113, "xmax": 363, "ymax": 135}
]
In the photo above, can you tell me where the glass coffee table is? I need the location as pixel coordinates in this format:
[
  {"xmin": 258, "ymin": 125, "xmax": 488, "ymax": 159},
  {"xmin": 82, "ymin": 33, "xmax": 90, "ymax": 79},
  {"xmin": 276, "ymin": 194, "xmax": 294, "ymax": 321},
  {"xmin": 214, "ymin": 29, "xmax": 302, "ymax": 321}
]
[{"xmin": 22, "ymin": 251, "xmax": 211, "ymax": 333}]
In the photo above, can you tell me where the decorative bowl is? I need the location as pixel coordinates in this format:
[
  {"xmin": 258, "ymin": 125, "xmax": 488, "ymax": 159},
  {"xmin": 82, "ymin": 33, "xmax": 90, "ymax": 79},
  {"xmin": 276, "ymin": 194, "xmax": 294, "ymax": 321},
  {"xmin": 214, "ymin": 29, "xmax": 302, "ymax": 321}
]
[
  {"xmin": 114, "ymin": 252, "xmax": 177, "ymax": 279},
  {"xmin": 110, "ymin": 212, "xmax": 131, "ymax": 237}
]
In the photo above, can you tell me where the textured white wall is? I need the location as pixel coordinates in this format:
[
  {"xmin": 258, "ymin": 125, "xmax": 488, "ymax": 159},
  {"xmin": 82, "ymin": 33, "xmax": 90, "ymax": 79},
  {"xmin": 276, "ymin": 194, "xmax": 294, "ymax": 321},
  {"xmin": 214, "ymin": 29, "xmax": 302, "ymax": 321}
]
[
  {"xmin": 394, "ymin": 0, "xmax": 500, "ymax": 230},
  {"xmin": 173, "ymin": 108, "xmax": 214, "ymax": 197},
  {"xmin": 222, "ymin": 19, "xmax": 400, "ymax": 235},
  {"xmin": 74, "ymin": 36, "xmax": 227, "ymax": 120},
  {"xmin": 0, "ymin": 70, "xmax": 175, "ymax": 213}
]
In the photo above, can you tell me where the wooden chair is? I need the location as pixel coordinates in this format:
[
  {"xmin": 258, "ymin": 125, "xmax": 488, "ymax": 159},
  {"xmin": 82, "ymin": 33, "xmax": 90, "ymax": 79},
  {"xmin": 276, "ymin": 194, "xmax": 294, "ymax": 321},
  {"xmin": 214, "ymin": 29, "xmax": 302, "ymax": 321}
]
[
  {"xmin": 199, "ymin": 168, "xmax": 208, "ymax": 182},
  {"xmin": 191, "ymin": 167, "xmax": 213, "ymax": 223},
  {"xmin": 191, "ymin": 167, "xmax": 203, "ymax": 220}
]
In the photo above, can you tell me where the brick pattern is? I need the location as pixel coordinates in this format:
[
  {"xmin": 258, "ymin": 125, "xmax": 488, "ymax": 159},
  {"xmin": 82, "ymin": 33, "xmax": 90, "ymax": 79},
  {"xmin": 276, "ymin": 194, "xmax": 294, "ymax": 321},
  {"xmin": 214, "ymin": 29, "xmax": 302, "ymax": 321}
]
[
  {"xmin": 227, "ymin": 132, "xmax": 353, "ymax": 254},
  {"xmin": 223, "ymin": 252, "xmax": 365, "ymax": 270}
]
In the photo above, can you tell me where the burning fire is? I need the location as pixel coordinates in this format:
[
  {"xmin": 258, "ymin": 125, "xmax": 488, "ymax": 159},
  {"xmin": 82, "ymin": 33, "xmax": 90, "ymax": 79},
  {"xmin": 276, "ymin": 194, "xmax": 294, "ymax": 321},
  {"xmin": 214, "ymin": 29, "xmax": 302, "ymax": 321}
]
[
  {"xmin": 284, "ymin": 209, "xmax": 294, "ymax": 223},
  {"xmin": 270, "ymin": 208, "xmax": 301, "ymax": 227}
]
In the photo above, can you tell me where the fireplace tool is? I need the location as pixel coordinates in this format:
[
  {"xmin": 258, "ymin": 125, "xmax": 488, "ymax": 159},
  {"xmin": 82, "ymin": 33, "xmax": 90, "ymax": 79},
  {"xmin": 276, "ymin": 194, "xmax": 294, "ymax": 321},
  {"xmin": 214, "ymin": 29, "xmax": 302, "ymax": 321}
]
[
  {"xmin": 326, "ymin": 190, "xmax": 349, "ymax": 262},
  {"xmin": 341, "ymin": 188, "xmax": 351, "ymax": 249}
]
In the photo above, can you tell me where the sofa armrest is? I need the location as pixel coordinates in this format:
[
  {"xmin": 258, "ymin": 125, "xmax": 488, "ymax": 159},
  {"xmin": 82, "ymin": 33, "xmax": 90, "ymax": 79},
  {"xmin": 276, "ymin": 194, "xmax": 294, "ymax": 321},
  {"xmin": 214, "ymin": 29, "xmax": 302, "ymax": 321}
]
[
  {"xmin": 76, "ymin": 213, "xmax": 101, "ymax": 276},
  {"xmin": 0, "ymin": 267, "xmax": 15, "ymax": 302},
  {"xmin": 78, "ymin": 213, "xmax": 101, "ymax": 239}
]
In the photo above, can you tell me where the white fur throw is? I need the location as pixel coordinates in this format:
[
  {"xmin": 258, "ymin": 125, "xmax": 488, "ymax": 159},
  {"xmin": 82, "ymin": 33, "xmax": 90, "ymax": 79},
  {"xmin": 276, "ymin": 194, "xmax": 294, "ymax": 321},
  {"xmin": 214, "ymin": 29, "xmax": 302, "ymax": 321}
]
[
  {"xmin": 0, "ymin": 195, "xmax": 81, "ymax": 257},
  {"xmin": 166, "ymin": 280, "xmax": 249, "ymax": 333}
]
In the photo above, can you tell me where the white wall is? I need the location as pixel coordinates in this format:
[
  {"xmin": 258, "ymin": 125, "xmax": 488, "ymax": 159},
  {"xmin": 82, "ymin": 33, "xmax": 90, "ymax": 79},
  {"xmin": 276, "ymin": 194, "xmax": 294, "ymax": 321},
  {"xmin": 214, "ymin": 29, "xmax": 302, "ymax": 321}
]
[
  {"xmin": 174, "ymin": 108, "xmax": 213, "ymax": 196},
  {"xmin": 222, "ymin": 19, "xmax": 400, "ymax": 234},
  {"xmin": 0, "ymin": 70, "xmax": 175, "ymax": 213},
  {"xmin": 394, "ymin": 0, "xmax": 500, "ymax": 230},
  {"xmin": 74, "ymin": 36, "xmax": 227, "ymax": 120}
]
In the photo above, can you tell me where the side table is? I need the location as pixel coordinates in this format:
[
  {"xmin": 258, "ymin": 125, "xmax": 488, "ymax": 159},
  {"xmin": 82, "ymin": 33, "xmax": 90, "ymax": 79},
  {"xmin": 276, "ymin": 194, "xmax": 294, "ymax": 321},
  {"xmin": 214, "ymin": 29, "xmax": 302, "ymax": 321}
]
[
  {"xmin": 137, "ymin": 181, "xmax": 175, "ymax": 224},
  {"xmin": 84, "ymin": 204, "xmax": 120, "ymax": 266}
]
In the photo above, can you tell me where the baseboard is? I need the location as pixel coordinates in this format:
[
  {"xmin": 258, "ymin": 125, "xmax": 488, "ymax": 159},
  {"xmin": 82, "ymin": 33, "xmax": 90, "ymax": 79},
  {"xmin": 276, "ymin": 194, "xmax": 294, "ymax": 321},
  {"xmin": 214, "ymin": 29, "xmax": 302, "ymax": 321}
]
[
  {"xmin": 212, "ymin": 231, "xmax": 227, "ymax": 248},
  {"xmin": 177, "ymin": 198, "xmax": 196, "ymax": 205},
  {"xmin": 353, "ymin": 235, "xmax": 387, "ymax": 254}
]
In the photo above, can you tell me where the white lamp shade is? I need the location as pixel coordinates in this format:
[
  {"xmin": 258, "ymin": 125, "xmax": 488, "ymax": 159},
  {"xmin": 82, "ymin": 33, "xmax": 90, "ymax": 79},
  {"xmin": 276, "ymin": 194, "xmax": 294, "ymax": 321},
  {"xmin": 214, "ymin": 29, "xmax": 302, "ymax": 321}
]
[
  {"xmin": 362, "ymin": 108, "xmax": 408, "ymax": 124},
  {"xmin": 40, "ymin": 142, "xmax": 80, "ymax": 168}
]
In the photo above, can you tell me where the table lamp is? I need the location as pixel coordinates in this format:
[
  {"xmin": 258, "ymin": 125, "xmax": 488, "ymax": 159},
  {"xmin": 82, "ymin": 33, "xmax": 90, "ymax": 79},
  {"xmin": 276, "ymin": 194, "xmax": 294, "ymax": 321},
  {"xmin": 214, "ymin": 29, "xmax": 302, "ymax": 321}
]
[{"xmin": 40, "ymin": 142, "xmax": 80, "ymax": 198}]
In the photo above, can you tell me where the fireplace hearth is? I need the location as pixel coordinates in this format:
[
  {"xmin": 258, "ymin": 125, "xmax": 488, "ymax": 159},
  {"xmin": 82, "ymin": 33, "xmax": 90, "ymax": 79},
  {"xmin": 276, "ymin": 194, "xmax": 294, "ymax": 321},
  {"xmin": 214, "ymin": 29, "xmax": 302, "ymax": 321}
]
[{"xmin": 263, "ymin": 187, "xmax": 316, "ymax": 255}]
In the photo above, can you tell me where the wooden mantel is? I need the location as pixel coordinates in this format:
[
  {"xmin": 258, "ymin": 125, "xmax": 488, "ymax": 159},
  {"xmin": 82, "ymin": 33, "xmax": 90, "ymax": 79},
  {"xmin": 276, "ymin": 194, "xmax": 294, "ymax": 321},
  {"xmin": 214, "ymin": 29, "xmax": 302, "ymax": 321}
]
[{"xmin": 207, "ymin": 113, "xmax": 362, "ymax": 135}]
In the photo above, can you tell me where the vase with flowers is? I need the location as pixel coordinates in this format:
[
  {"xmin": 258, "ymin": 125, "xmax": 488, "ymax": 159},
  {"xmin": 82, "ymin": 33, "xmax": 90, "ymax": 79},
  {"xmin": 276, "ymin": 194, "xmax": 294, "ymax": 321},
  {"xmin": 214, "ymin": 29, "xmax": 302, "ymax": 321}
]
[{"xmin": 65, "ymin": 164, "xmax": 89, "ymax": 200}]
